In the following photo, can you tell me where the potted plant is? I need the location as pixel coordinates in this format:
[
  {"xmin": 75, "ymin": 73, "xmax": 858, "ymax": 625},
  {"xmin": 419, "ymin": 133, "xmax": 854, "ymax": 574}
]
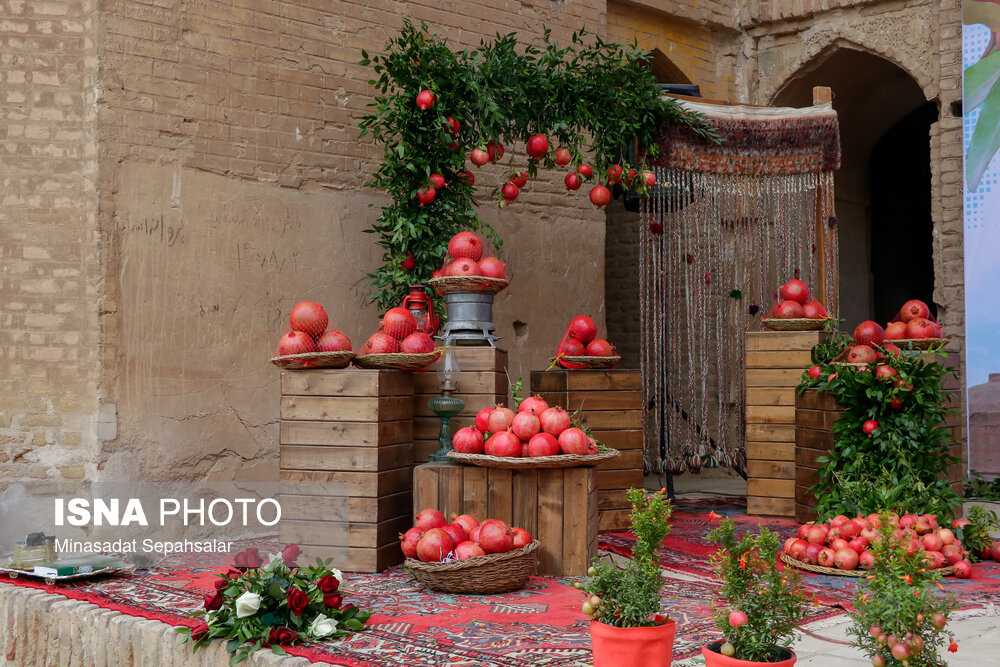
[
  {"xmin": 703, "ymin": 519, "xmax": 809, "ymax": 665},
  {"xmin": 580, "ymin": 487, "xmax": 675, "ymax": 665},
  {"xmin": 849, "ymin": 514, "xmax": 958, "ymax": 666}
]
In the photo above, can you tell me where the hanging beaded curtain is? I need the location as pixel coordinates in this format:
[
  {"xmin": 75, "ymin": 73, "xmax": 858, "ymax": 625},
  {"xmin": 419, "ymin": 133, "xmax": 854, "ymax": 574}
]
[{"xmin": 640, "ymin": 100, "xmax": 841, "ymax": 476}]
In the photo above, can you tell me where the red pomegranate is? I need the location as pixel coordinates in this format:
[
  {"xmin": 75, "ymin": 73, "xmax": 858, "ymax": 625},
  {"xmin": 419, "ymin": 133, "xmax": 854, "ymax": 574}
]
[
  {"xmin": 802, "ymin": 301, "xmax": 829, "ymax": 319},
  {"xmin": 277, "ymin": 331, "xmax": 317, "ymax": 356},
  {"xmin": 501, "ymin": 182, "xmax": 519, "ymax": 204},
  {"xmin": 782, "ymin": 537, "xmax": 799, "ymax": 555},
  {"xmin": 478, "ymin": 257, "xmax": 507, "ymax": 279},
  {"xmin": 429, "ymin": 173, "xmax": 446, "ymax": 190},
  {"xmin": 565, "ymin": 172, "xmax": 582, "ymax": 190},
  {"xmin": 875, "ymin": 365, "xmax": 898, "ymax": 381},
  {"xmin": 447, "ymin": 259, "xmax": 480, "ymax": 277},
  {"xmin": 554, "ymin": 147, "xmax": 571, "ymax": 166},
  {"xmin": 567, "ymin": 315, "xmax": 598, "ymax": 343},
  {"xmin": 905, "ymin": 318, "xmax": 936, "ymax": 339},
  {"xmin": 510, "ymin": 412, "xmax": 541, "ymax": 441},
  {"xmin": 399, "ymin": 527, "xmax": 421, "ymax": 559},
  {"xmin": 817, "ymin": 547, "xmax": 836, "ymax": 568},
  {"xmin": 289, "ymin": 301, "xmax": 329, "ymax": 336},
  {"xmin": 779, "ymin": 279, "xmax": 810, "ymax": 304},
  {"xmin": 923, "ymin": 533, "xmax": 944, "ymax": 552},
  {"xmin": 558, "ymin": 428, "xmax": 590, "ymax": 455},
  {"xmin": 526, "ymin": 134, "xmax": 549, "ymax": 159},
  {"xmin": 510, "ymin": 171, "xmax": 528, "ymax": 188},
  {"xmin": 953, "ymin": 559, "xmax": 973, "ymax": 578},
  {"xmin": 486, "ymin": 140, "xmax": 504, "ymax": 163},
  {"xmin": 416, "ymin": 528, "xmax": 453, "ymax": 562},
  {"xmin": 607, "ymin": 165, "xmax": 624, "ymax": 184},
  {"xmin": 774, "ymin": 300, "xmax": 805, "ymax": 318},
  {"xmin": 454, "ymin": 541, "xmax": 486, "ymax": 560},
  {"xmin": 862, "ymin": 420, "xmax": 879, "ymax": 436},
  {"xmin": 445, "ymin": 116, "xmax": 461, "ymax": 135},
  {"xmin": 415, "ymin": 89, "xmax": 436, "ymax": 110},
  {"xmin": 899, "ymin": 299, "xmax": 931, "ymax": 322},
  {"xmin": 806, "ymin": 524, "xmax": 829, "ymax": 545},
  {"xmin": 470, "ymin": 148, "xmax": 490, "ymax": 167},
  {"xmin": 859, "ymin": 551, "xmax": 876, "ymax": 569},
  {"xmin": 847, "ymin": 345, "xmax": 877, "ymax": 364},
  {"xmin": 451, "ymin": 514, "xmax": 479, "ymax": 535},
  {"xmin": 643, "ymin": 171, "xmax": 655, "ymax": 187},
  {"xmin": 415, "ymin": 185, "xmax": 436, "ymax": 206},
  {"xmin": 539, "ymin": 407, "xmax": 571, "ymax": 436},
  {"xmin": 589, "ymin": 184, "xmax": 611, "ymax": 208},
  {"xmin": 577, "ymin": 164, "xmax": 593, "ymax": 178},
  {"xmin": 414, "ymin": 508, "xmax": 446, "ymax": 532},
  {"xmin": 452, "ymin": 427, "xmax": 485, "ymax": 454},
  {"xmin": 527, "ymin": 432, "xmax": 559, "ymax": 457},
  {"xmin": 486, "ymin": 407, "xmax": 515, "ymax": 433},
  {"xmin": 803, "ymin": 543, "xmax": 822, "ymax": 564},
  {"xmin": 835, "ymin": 547, "xmax": 860, "ymax": 570},
  {"xmin": 381, "ymin": 307, "xmax": 418, "ymax": 340},
  {"xmin": 361, "ymin": 332, "xmax": 400, "ymax": 355},
  {"xmin": 853, "ymin": 321, "xmax": 885, "ymax": 346},
  {"xmin": 401, "ymin": 332, "xmax": 435, "ymax": 354},
  {"xmin": 487, "ymin": 431, "xmax": 521, "ymax": 457},
  {"xmin": 885, "ymin": 321, "xmax": 907, "ymax": 340},
  {"xmin": 558, "ymin": 338, "xmax": 585, "ymax": 357},
  {"xmin": 478, "ymin": 519, "xmax": 514, "ymax": 553},
  {"xmin": 789, "ymin": 539, "xmax": 809, "ymax": 560},
  {"xmin": 511, "ymin": 527, "xmax": 532, "ymax": 549},
  {"xmin": 518, "ymin": 396, "xmax": 549, "ymax": 416},
  {"xmin": 882, "ymin": 342, "xmax": 901, "ymax": 356},
  {"xmin": 441, "ymin": 523, "xmax": 468, "ymax": 545},
  {"xmin": 475, "ymin": 408, "xmax": 494, "ymax": 433},
  {"xmin": 585, "ymin": 339, "xmax": 616, "ymax": 357},
  {"xmin": 457, "ymin": 169, "xmax": 475, "ymax": 187},
  {"xmin": 316, "ymin": 331, "xmax": 352, "ymax": 352}
]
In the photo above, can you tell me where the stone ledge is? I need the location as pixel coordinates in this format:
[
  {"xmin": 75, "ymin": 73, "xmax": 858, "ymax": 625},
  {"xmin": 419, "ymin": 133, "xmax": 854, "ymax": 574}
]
[{"xmin": 0, "ymin": 583, "xmax": 329, "ymax": 666}]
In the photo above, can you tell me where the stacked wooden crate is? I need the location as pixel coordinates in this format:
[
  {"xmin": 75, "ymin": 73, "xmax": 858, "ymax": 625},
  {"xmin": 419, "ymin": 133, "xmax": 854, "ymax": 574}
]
[
  {"xmin": 745, "ymin": 331, "xmax": 826, "ymax": 517},
  {"xmin": 413, "ymin": 461, "xmax": 598, "ymax": 576},
  {"xmin": 530, "ymin": 369, "xmax": 643, "ymax": 531},
  {"xmin": 412, "ymin": 347, "xmax": 508, "ymax": 464},
  {"xmin": 279, "ymin": 369, "xmax": 414, "ymax": 572}
]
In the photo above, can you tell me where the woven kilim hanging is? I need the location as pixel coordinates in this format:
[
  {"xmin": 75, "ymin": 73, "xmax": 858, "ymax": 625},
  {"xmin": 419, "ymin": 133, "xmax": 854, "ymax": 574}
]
[{"xmin": 640, "ymin": 100, "xmax": 840, "ymax": 476}]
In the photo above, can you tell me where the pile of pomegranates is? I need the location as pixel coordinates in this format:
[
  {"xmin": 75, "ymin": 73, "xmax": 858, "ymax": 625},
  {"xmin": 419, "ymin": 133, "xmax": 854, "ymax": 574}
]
[
  {"xmin": 275, "ymin": 301, "xmax": 353, "ymax": 356},
  {"xmin": 400, "ymin": 508, "xmax": 533, "ymax": 563},
  {"xmin": 358, "ymin": 307, "xmax": 437, "ymax": 356},
  {"xmin": 767, "ymin": 279, "xmax": 830, "ymax": 320},
  {"xmin": 784, "ymin": 513, "xmax": 975, "ymax": 577},
  {"xmin": 452, "ymin": 395, "xmax": 600, "ymax": 458},
  {"xmin": 883, "ymin": 299, "xmax": 944, "ymax": 340},
  {"xmin": 554, "ymin": 315, "xmax": 618, "ymax": 368},
  {"xmin": 430, "ymin": 231, "xmax": 508, "ymax": 282}
]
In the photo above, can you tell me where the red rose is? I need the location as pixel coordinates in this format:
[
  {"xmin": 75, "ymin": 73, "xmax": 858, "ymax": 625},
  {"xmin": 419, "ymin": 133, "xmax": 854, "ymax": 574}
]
[
  {"xmin": 286, "ymin": 587, "xmax": 310, "ymax": 616},
  {"xmin": 213, "ymin": 576, "xmax": 228, "ymax": 590},
  {"xmin": 323, "ymin": 593, "xmax": 343, "ymax": 609},
  {"xmin": 233, "ymin": 547, "xmax": 264, "ymax": 570},
  {"xmin": 204, "ymin": 590, "xmax": 223, "ymax": 611},
  {"xmin": 267, "ymin": 627, "xmax": 298, "ymax": 646},
  {"xmin": 281, "ymin": 544, "xmax": 302, "ymax": 568},
  {"xmin": 317, "ymin": 574, "xmax": 340, "ymax": 594},
  {"xmin": 191, "ymin": 621, "xmax": 209, "ymax": 641}
]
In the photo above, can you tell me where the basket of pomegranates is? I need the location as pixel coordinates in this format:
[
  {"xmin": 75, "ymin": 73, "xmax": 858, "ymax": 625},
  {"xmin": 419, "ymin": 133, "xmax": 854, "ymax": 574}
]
[
  {"xmin": 401, "ymin": 510, "xmax": 539, "ymax": 594},
  {"xmin": 270, "ymin": 301, "xmax": 356, "ymax": 369},
  {"xmin": 447, "ymin": 399, "xmax": 620, "ymax": 469},
  {"xmin": 883, "ymin": 299, "xmax": 948, "ymax": 349},
  {"xmin": 353, "ymin": 308, "xmax": 441, "ymax": 371},
  {"xmin": 780, "ymin": 514, "xmax": 965, "ymax": 578},
  {"xmin": 428, "ymin": 231, "xmax": 509, "ymax": 295},
  {"xmin": 761, "ymin": 279, "xmax": 834, "ymax": 331},
  {"xmin": 551, "ymin": 316, "xmax": 621, "ymax": 369}
]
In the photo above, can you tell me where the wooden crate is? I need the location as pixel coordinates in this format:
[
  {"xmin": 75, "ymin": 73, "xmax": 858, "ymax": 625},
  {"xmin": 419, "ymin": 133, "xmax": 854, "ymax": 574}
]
[
  {"xmin": 745, "ymin": 331, "xmax": 827, "ymax": 517},
  {"xmin": 279, "ymin": 369, "xmax": 414, "ymax": 572},
  {"xmin": 530, "ymin": 369, "xmax": 643, "ymax": 531},
  {"xmin": 413, "ymin": 461, "xmax": 598, "ymax": 576},
  {"xmin": 413, "ymin": 347, "xmax": 508, "ymax": 464}
]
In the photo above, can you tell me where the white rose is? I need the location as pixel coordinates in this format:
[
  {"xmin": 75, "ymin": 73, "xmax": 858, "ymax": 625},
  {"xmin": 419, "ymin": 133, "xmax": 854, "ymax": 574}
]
[
  {"xmin": 308, "ymin": 613, "xmax": 338, "ymax": 638},
  {"xmin": 234, "ymin": 591, "xmax": 261, "ymax": 618},
  {"xmin": 329, "ymin": 568, "xmax": 343, "ymax": 583}
]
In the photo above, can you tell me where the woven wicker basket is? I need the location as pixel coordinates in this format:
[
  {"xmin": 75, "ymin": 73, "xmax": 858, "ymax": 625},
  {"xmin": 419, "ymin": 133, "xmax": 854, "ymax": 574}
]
[
  {"xmin": 448, "ymin": 448, "xmax": 620, "ymax": 469},
  {"xmin": 353, "ymin": 350, "xmax": 441, "ymax": 370},
  {"xmin": 405, "ymin": 541, "xmax": 539, "ymax": 593},
  {"xmin": 270, "ymin": 350, "xmax": 355, "ymax": 370},
  {"xmin": 761, "ymin": 317, "xmax": 832, "ymax": 331},
  {"xmin": 889, "ymin": 338, "xmax": 949, "ymax": 350},
  {"xmin": 555, "ymin": 355, "xmax": 621, "ymax": 369},
  {"xmin": 428, "ymin": 276, "xmax": 509, "ymax": 295},
  {"xmin": 781, "ymin": 553, "xmax": 953, "ymax": 578}
]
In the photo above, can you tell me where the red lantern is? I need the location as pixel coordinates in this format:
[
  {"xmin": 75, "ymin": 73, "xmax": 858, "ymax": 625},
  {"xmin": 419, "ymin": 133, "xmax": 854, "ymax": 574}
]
[{"xmin": 402, "ymin": 285, "xmax": 439, "ymax": 336}]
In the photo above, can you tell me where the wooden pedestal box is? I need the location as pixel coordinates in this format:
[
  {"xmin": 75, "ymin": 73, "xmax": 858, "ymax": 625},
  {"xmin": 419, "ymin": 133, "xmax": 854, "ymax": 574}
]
[
  {"xmin": 529, "ymin": 369, "xmax": 643, "ymax": 532},
  {"xmin": 279, "ymin": 369, "xmax": 414, "ymax": 572},
  {"xmin": 413, "ymin": 462, "xmax": 598, "ymax": 576},
  {"xmin": 744, "ymin": 331, "xmax": 826, "ymax": 517},
  {"xmin": 413, "ymin": 347, "xmax": 508, "ymax": 464}
]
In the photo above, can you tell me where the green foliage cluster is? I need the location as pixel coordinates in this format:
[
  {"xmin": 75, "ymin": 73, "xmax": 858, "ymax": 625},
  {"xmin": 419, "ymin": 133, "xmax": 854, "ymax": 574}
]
[
  {"xmin": 357, "ymin": 21, "xmax": 715, "ymax": 311},
  {"xmin": 581, "ymin": 488, "xmax": 673, "ymax": 627},
  {"xmin": 798, "ymin": 350, "xmax": 961, "ymax": 520},
  {"xmin": 707, "ymin": 519, "xmax": 809, "ymax": 662},
  {"xmin": 954, "ymin": 504, "xmax": 1000, "ymax": 562},
  {"xmin": 964, "ymin": 470, "xmax": 1000, "ymax": 501},
  {"xmin": 848, "ymin": 514, "xmax": 957, "ymax": 667}
]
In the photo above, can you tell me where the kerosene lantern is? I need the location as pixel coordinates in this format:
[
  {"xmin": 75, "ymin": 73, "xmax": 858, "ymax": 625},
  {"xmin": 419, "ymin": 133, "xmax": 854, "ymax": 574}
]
[{"xmin": 402, "ymin": 285, "xmax": 439, "ymax": 335}]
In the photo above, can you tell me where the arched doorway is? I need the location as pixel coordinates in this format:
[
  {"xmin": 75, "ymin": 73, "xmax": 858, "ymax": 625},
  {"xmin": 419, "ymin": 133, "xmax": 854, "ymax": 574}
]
[{"xmin": 772, "ymin": 47, "xmax": 935, "ymax": 326}]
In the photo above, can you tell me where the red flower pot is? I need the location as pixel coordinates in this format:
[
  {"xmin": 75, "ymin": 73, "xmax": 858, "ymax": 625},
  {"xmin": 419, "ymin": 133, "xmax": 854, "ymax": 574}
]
[
  {"xmin": 702, "ymin": 641, "xmax": 797, "ymax": 666},
  {"xmin": 590, "ymin": 618, "xmax": 676, "ymax": 666}
]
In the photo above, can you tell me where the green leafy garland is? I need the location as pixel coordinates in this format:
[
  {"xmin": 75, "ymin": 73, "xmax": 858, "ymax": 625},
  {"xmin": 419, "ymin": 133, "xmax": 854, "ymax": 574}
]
[
  {"xmin": 798, "ymin": 350, "xmax": 961, "ymax": 520},
  {"xmin": 358, "ymin": 21, "xmax": 716, "ymax": 312}
]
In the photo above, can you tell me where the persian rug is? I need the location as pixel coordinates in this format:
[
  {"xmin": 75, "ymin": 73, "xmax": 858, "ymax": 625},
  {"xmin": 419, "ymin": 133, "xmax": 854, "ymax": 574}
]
[{"xmin": 0, "ymin": 534, "xmax": 835, "ymax": 665}]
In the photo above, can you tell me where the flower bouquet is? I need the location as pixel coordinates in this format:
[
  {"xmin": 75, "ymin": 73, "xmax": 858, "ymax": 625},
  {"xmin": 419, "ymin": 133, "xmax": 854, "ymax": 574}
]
[{"xmin": 177, "ymin": 546, "xmax": 371, "ymax": 663}]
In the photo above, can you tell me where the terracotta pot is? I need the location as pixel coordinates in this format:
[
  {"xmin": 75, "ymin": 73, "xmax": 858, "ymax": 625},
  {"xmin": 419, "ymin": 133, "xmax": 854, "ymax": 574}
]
[
  {"xmin": 590, "ymin": 618, "xmax": 676, "ymax": 666},
  {"xmin": 701, "ymin": 641, "xmax": 796, "ymax": 666}
]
